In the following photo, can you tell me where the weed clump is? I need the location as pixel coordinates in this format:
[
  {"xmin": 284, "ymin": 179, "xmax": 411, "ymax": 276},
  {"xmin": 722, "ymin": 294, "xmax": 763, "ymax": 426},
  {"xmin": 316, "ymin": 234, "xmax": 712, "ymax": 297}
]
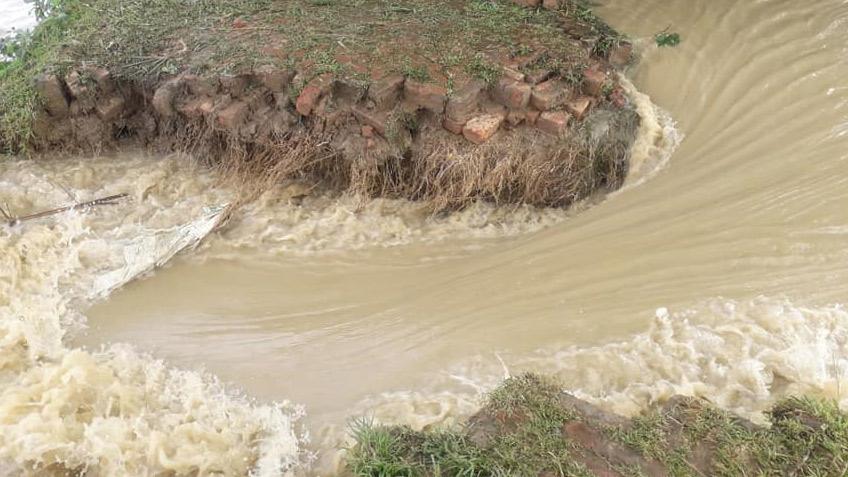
[{"xmin": 655, "ymin": 30, "xmax": 682, "ymax": 47}]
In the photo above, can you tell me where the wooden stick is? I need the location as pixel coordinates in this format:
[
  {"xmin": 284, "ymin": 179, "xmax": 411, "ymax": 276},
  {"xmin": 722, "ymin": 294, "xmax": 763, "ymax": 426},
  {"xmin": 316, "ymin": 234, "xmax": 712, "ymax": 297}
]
[{"xmin": 5, "ymin": 193, "xmax": 129, "ymax": 227}]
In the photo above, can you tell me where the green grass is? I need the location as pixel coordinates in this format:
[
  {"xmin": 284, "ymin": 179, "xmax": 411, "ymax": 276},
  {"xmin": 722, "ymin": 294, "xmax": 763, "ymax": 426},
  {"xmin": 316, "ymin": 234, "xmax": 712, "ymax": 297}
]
[
  {"xmin": 655, "ymin": 30, "xmax": 681, "ymax": 48},
  {"xmin": 1, "ymin": 0, "xmax": 625, "ymax": 154},
  {"xmin": 348, "ymin": 374, "xmax": 848, "ymax": 477},
  {"xmin": 346, "ymin": 374, "xmax": 591, "ymax": 477},
  {"xmin": 609, "ymin": 396, "xmax": 848, "ymax": 477},
  {"xmin": 0, "ymin": 0, "xmax": 274, "ymax": 152}
]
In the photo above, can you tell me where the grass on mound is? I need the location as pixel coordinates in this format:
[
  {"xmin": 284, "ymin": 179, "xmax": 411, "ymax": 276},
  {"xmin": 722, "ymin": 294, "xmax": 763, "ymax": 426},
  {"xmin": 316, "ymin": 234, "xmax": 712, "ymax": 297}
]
[
  {"xmin": 0, "ymin": 0, "xmax": 627, "ymax": 154},
  {"xmin": 611, "ymin": 396, "xmax": 848, "ymax": 477},
  {"xmin": 347, "ymin": 374, "xmax": 593, "ymax": 476},
  {"xmin": 346, "ymin": 373, "xmax": 848, "ymax": 477}
]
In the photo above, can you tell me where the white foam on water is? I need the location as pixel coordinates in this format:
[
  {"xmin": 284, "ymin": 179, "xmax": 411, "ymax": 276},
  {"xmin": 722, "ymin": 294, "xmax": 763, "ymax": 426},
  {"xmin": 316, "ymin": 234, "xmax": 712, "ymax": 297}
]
[
  {"xmin": 0, "ymin": 155, "xmax": 309, "ymax": 476},
  {"xmin": 0, "ymin": 0, "xmax": 38, "ymax": 39},
  {"xmin": 355, "ymin": 297, "xmax": 848, "ymax": 431},
  {"xmin": 617, "ymin": 75, "xmax": 683, "ymax": 191}
]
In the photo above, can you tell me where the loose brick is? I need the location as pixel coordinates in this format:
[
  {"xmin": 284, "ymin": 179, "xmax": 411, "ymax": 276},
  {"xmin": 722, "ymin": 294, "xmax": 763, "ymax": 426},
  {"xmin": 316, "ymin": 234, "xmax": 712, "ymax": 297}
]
[
  {"xmin": 220, "ymin": 74, "xmax": 249, "ymax": 97},
  {"xmin": 583, "ymin": 67, "xmax": 608, "ymax": 97},
  {"xmin": 91, "ymin": 68, "xmax": 114, "ymax": 93},
  {"xmin": 445, "ymin": 80, "xmax": 485, "ymax": 123},
  {"xmin": 95, "ymin": 95, "xmax": 125, "ymax": 121},
  {"xmin": 35, "ymin": 74, "xmax": 69, "ymax": 118},
  {"xmin": 184, "ymin": 75, "xmax": 218, "ymax": 96},
  {"xmin": 404, "ymin": 80, "xmax": 447, "ymax": 113},
  {"xmin": 565, "ymin": 96, "xmax": 593, "ymax": 120},
  {"xmin": 492, "ymin": 78, "xmax": 531, "ymax": 110},
  {"xmin": 531, "ymin": 79, "xmax": 567, "ymax": 111},
  {"xmin": 609, "ymin": 43, "xmax": 634, "ymax": 68},
  {"xmin": 537, "ymin": 111, "xmax": 570, "ymax": 135},
  {"xmin": 352, "ymin": 106, "xmax": 389, "ymax": 136},
  {"xmin": 502, "ymin": 66, "xmax": 525, "ymax": 82},
  {"xmin": 296, "ymin": 75, "xmax": 332, "ymax": 116},
  {"xmin": 443, "ymin": 117, "xmax": 465, "ymax": 135},
  {"xmin": 177, "ymin": 97, "xmax": 215, "ymax": 118},
  {"xmin": 64, "ymin": 70, "xmax": 88, "ymax": 99},
  {"xmin": 610, "ymin": 87, "xmax": 628, "ymax": 108},
  {"xmin": 506, "ymin": 110, "xmax": 525, "ymax": 127},
  {"xmin": 255, "ymin": 65, "xmax": 293, "ymax": 93},
  {"xmin": 369, "ymin": 74, "xmax": 405, "ymax": 111},
  {"xmin": 217, "ymin": 101, "xmax": 249, "ymax": 129},
  {"xmin": 525, "ymin": 69, "xmax": 553, "ymax": 85},
  {"xmin": 462, "ymin": 114, "xmax": 504, "ymax": 144},
  {"xmin": 152, "ymin": 80, "xmax": 180, "ymax": 117}
]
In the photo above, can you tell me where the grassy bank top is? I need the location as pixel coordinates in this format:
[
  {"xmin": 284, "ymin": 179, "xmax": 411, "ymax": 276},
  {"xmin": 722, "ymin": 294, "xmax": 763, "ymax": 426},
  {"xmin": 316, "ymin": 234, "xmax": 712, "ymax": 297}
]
[
  {"xmin": 349, "ymin": 374, "xmax": 848, "ymax": 476},
  {"xmin": 0, "ymin": 0, "xmax": 627, "ymax": 152}
]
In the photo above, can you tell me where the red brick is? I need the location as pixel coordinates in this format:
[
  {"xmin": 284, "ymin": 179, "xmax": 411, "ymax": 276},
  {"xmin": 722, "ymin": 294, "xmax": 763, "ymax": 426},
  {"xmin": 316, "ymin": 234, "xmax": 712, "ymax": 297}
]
[
  {"xmin": 152, "ymin": 80, "xmax": 179, "ymax": 117},
  {"xmin": 369, "ymin": 74, "xmax": 405, "ymax": 111},
  {"xmin": 531, "ymin": 79, "xmax": 567, "ymax": 111},
  {"xmin": 35, "ymin": 74, "xmax": 69, "ymax": 118},
  {"xmin": 506, "ymin": 110, "xmax": 525, "ymax": 127},
  {"xmin": 583, "ymin": 67, "xmax": 608, "ymax": 97},
  {"xmin": 565, "ymin": 96, "xmax": 593, "ymax": 120},
  {"xmin": 255, "ymin": 65, "xmax": 293, "ymax": 93},
  {"xmin": 91, "ymin": 68, "xmax": 114, "ymax": 93},
  {"xmin": 542, "ymin": 0, "xmax": 559, "ymax": 8},
  {"xmin": 177, "ymin": 97, "xmax": 215, "ymax": 118},
  {"xmin": 493, "ymin": 78, "xmax": 531, "ymax": 110},
  {"xmin": 352, "ymin": 106, "xmax": 389, "ymax": 136},
  {"xmin": 217, "ymin": 101, "xmax": 249, "ymax": 129},
  {"xmin": 501, "ymin": 66, "xmax": 525, "ymax": 82},
  {"xmin": 95, "ymin": 95, "xmax": 125, "ymax": 121},
  {"xmin": 445, "ymin": 80, "xmax": 485, "ymax": 123},
  {"xmin": 296, "ymin": 75, "xmax": 332, "ymax": 116},
  {"xmin": 610, "ymin": 87, "xmax": 628, "ymax": 108},
  {"xmin": 232, "ymin": 18, "xmax": 248, "ymax": 29},
  {"xmin": 184, "ymin": 75, "xmax": 218, "ymax": 96},
  {"xmin": 609, "ymin": 43, "xmax": 633, "ymax": 68},
  {"xmin": 64, "ymin": 70, "xmax": 89, "ymax": 99},
  {"xmin": 220, "ymin": 74, "xmax": 249, "ymax": 97},
  {"xmin": 537, "ymin": 111, "xmax": 570, "ymax": 135},
  {"xmin": 462, "ymin": 114, "xmax": 504, "ymax": 144},
  {"xmin": 443, "ymin": 117, "xmax": 465, "ymax": 135},
  {"xmin": 525, "ymin": 69, "xmax": 552, "ymax": 85},
  {"xmin": 404, "ymin": 80, "xmax": 447, "ymax": 113}
]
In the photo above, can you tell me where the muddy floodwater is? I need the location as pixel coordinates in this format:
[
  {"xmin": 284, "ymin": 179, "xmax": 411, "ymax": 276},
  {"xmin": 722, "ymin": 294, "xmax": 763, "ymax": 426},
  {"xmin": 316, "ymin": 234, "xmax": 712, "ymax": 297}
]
[{"xmin": 2, "ymin": 0, "xmax": 848, "ymax": 474}]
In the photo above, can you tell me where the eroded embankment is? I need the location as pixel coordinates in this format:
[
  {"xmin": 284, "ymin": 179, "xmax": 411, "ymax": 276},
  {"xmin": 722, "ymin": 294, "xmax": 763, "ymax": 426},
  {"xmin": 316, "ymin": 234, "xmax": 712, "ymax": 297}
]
[
  {"xmin": 349, "ymin": 374, "xmax": 848, "ymax": 476},
  {"xmin": 3, "ymin": 0, "xmax": 640, "ymax": 212}
]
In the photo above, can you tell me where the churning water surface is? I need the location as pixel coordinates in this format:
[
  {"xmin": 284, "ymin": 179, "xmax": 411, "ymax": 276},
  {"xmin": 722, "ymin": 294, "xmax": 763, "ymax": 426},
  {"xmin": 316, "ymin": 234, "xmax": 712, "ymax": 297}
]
[{"xmin": 2, "ymin": 0, "xmax": 848, "ymax": 475}]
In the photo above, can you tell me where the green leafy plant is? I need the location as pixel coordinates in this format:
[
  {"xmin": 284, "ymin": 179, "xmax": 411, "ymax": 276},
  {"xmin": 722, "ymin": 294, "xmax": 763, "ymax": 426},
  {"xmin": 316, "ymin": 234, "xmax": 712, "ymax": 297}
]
[{"xmin": 655, "ymin": 29, "xmax": 681, "ymax": 47}]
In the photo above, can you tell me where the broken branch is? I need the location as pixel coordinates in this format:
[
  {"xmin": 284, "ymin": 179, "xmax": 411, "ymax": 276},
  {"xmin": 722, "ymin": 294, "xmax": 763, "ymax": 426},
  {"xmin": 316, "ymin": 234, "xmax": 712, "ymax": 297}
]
[{"xmin": 5, "ymin": 193, "xmax": 129, "ymax": 227}]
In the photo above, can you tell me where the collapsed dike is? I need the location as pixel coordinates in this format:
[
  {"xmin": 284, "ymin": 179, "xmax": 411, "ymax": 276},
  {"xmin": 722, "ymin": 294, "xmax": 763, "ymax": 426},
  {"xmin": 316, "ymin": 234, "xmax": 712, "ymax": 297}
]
[
  {"xmin": 9, "ymin": 0, "xmax": 641, "ymax": 212},
  {"xmin": 2, "ymin": 1, "xmax": 847, "ymax": 477}
]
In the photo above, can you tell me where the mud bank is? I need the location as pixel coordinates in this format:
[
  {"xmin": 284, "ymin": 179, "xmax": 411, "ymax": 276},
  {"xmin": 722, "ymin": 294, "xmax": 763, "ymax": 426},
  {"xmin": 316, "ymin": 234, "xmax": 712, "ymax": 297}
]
[
  {"xmin": 4, "ymin": 0, "xmax": 640, "ymax": 211},
  {"xmin": 349, "ymin": 374, "xmax": 848, "ymax": 476}
]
